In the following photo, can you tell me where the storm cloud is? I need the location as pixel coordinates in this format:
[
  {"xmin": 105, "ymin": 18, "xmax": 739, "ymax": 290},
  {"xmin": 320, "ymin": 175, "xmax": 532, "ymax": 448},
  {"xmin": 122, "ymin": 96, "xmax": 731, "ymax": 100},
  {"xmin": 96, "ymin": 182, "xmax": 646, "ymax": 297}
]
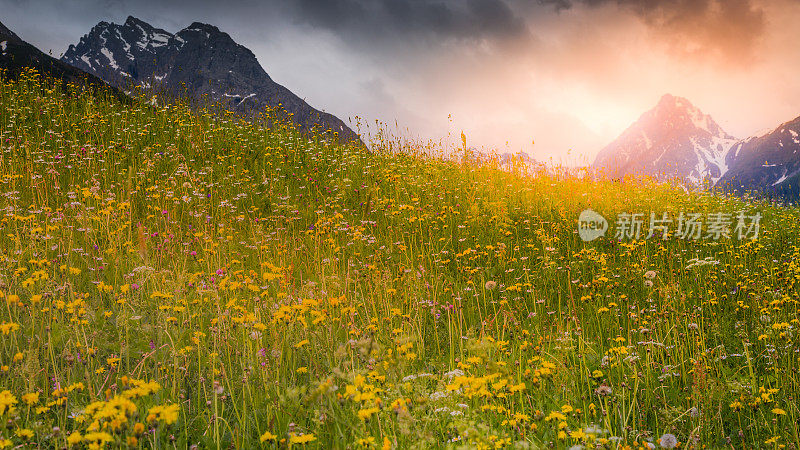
[
  {"xmin": 539, "ymin": 0, "xmax": 767, "ymax": 62},
  {"xmin": 287, "ymin": 0, "xmax": 529, "ymax": 45}
]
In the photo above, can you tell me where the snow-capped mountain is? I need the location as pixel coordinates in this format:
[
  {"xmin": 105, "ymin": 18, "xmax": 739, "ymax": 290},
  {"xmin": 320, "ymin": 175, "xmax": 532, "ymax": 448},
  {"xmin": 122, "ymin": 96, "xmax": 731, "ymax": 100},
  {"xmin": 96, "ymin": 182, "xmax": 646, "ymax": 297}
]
[
  {"xmin": 716, "ymin": 115, "xmax": 800, "ymax": 199},
  {"xmin": 594, "ymin": 94, "xmax": 738, "ymax": 185},
  {"xmin": 62, "ymin": 16, "xmax": 360, "ymax": 143}
]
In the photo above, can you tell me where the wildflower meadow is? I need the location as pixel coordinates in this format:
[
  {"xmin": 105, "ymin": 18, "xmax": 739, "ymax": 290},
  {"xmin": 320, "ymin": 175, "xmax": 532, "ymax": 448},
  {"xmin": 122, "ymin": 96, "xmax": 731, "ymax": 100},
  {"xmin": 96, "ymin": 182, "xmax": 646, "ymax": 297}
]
[{"xmin": 1, "ymin": 69, "xmax": 800, "ymax": 449}]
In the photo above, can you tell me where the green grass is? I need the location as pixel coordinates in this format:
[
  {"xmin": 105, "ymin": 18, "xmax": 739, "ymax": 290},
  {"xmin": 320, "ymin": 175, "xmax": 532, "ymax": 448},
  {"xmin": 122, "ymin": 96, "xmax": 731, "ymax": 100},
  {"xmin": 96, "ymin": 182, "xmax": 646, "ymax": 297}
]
[{"xmin": 1, "ymin": 68, "xmax": 799, "ymax": 449}]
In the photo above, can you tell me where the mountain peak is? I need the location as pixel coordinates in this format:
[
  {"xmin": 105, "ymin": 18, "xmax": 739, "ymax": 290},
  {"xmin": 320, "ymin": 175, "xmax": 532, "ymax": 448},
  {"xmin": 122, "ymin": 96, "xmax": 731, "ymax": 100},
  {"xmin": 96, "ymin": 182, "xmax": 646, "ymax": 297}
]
[
  {"xmin": 594, "ymin": 95, "xmax": 738, "ymax": 184},
  {"xmin": 124, "ymin": 16, "xmax": 152, "ymax": 29},
  {"xmin": 644, "ymin": 94, "xmax": 733, "ymax": 139},
  {"xmin": 655, "ymin": 93, "xmax": 696, "ymax": 112},
  {"xmin": 658, "ymin": 93, "xmax": 677, "ymax": 103},
  {"xmin": 184, "ymin": 22, "xmax": 221, "ymax": 34}
]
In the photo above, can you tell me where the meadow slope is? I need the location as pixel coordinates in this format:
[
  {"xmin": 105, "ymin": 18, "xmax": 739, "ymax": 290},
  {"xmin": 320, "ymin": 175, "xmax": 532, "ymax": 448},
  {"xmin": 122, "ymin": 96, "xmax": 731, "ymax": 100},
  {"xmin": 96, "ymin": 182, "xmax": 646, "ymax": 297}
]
[{"xmin": 1, "ymin": 69, "xmax": 800, "ymax": 449}]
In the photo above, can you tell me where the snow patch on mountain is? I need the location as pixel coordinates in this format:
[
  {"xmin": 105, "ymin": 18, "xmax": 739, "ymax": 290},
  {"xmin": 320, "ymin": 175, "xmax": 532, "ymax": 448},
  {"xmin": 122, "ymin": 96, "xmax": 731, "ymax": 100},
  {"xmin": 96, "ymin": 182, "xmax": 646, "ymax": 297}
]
[
  {"xmin": 150, "ymin": 32, "xmax": 170, "ymax": 47},
  {"xmin": 640, "ymin": 132, "xmax": 652, "ymax": 150},
  {"xmin": 99, "ymin": 47, "xmax": 118, "ymax": 70}
]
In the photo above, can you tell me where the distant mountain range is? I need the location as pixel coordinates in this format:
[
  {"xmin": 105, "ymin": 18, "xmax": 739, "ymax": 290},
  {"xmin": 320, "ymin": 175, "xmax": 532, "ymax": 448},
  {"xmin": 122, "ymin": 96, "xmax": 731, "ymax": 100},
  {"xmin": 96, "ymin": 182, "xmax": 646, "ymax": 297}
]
[
  {"xmin": 60, "ymin": 16, "xmax": 359, "ymax": 143},
  {"xmin": 0, "ymin": 20, "xmax": 127, "ymax": 102},
  {"xmin": 595, "ymin": 94, "xmax": 800, "ymax": 200},
  {"xmin": 4, "ymin": 16, "xmax": 800, "ymax": 200}
]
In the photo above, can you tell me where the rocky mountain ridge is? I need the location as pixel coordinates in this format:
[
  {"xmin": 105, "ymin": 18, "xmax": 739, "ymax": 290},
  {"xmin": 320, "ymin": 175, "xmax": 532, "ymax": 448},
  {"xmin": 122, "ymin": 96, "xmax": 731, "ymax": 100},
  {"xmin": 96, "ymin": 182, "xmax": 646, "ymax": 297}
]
[{"xmin": 62, "ymin": 16, "xmax": 360, "ymax": 143}]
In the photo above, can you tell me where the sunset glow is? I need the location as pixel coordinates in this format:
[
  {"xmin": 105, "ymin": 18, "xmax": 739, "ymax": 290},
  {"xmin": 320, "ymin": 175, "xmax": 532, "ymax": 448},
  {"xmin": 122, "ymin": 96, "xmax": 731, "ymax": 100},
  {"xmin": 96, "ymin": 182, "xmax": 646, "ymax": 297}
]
[{"xmin": 3, "ymin": 0, "xmax": 800, "ymax": 162}]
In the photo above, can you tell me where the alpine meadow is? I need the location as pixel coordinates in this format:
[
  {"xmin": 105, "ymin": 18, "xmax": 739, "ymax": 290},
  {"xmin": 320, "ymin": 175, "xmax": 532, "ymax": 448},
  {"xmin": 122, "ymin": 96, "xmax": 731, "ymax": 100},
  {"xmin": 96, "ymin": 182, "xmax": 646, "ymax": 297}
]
[{"xmin": 2, "ymin": 65, "xmax": 800, "ymax": 449}]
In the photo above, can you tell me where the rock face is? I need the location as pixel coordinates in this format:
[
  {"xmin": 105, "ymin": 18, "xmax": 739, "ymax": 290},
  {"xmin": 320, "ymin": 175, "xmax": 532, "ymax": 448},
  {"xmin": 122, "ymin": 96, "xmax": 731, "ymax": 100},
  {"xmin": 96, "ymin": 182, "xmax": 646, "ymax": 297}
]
[
  {"xmin": 62, "ymin": 16, "xmax": 360, "ymax": 143},
  {"xmin": 0, "ymin": 20, "xmax": 126, "ymax": 101},
  {"xmin": 594, "ymin": 94, "xmax": 738, "ymax": 185},
  {"xmin": 716, "ymin": 115, "xmax": 800, "ymax": 199}
]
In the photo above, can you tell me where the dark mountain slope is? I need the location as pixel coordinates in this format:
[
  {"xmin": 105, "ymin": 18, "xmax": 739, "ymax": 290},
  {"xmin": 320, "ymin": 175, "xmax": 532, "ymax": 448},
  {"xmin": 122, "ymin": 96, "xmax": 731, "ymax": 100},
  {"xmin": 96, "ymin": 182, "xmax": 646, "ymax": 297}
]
[
  {"xmin": 717, "ymin": 115, "xmax": 800, "ymax": 200},
  {"xmin": 0, "ymin": 20, "xmax": 127, "ymax": 102}
]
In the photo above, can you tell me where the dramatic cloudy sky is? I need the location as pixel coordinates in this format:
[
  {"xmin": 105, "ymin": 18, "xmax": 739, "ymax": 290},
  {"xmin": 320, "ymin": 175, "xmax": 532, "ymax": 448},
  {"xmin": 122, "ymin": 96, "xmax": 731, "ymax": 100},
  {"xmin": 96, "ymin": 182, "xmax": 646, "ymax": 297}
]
[{"xmin": 3, "ymin": 0, "xmax": 800, "ymax": 163}]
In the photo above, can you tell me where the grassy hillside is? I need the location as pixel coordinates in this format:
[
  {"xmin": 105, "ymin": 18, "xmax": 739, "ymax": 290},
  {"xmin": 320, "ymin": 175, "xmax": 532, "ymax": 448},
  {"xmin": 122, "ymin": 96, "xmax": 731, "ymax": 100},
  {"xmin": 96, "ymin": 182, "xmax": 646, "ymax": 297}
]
[{"xmin": 1, "ymin": 69, "xmax": 800, "ymax": 449}]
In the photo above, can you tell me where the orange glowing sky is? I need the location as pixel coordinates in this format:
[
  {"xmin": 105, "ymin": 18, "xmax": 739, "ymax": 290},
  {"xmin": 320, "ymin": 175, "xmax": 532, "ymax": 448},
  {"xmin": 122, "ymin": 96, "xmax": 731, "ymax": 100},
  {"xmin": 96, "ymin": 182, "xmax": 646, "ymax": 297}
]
[{"xmin": 3, "ymin": 0, "xmax": 800, "ymax": 164}]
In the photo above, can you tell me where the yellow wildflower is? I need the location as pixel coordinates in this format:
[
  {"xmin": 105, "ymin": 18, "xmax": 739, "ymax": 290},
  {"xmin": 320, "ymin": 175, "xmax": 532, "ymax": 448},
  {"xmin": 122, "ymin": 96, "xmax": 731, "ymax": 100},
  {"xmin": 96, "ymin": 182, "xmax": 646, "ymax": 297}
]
[
  {"xmin": 16, "ymin": 428, "xmax": 34, "ymax": 440},
  {"xmin": 289, "ymin": 433, "xmax": 317, "ymax": 444},
  {"xmin": 0, "ymin": 391, "xmax": 17, "ymax": 415},
  {"xmin": 21, "ymin": 392, "xmax": 39, "ymax": 405},
  {"xmin": 772, "ymin": 407, "xmax": 787, "ymax": 416},
  {"xmin": 67, "ymin": 432, "xmax": 83, "ymax": 446},
  {"xmin": 260, "ymin": 431, "xmax": 278, "ymax": 442}
]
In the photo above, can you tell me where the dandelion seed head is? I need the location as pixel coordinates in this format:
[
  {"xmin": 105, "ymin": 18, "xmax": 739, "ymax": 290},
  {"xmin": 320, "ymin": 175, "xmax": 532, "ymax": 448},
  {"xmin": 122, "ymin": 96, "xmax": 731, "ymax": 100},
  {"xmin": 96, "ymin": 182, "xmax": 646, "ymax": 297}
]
[{"xmin": 659, "ymin": 433, "xmax": 678, "ymax": 448}]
